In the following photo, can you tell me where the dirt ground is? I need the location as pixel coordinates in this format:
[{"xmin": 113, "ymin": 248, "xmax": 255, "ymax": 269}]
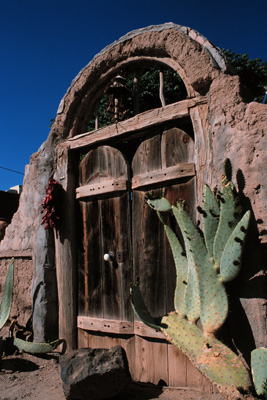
[{"xmin": 0, "ymin": 352, "xmax": 228, "ymax": 400}]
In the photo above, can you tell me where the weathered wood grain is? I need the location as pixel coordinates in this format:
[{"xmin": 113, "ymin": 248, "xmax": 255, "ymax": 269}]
[
  {"xmin": 186, "ymin": 358, "xmax": 214, "ymax": 393},
  {"xmin": 76, "ymin": 125, "xmax": 206, "ymax": 389},
  {"xmin": 77, "ymin": 327, "xmax": 89, "ymax": 348},
  {"xmin": 68, "ymin": 97, "xmax": 207, "ymax": 150},
  {"xmin": 79, "ymin": 146, "xmax": 132, "ymax": 322},
  {"xmin": 132, "ymin": 133, "xmax": 166, "ymax": 317},
  {"xmin": 77, "ymin": 316, "xmax": 134, "ymax": 334},
  {"xmin": 135, "ymin": 336, "xmax": 169, "ymax": 385},
  {"xmin": 132, "ymin": 163, "xmax": 195, "ymax": 189},
  {"xmin": 134, "ymin": 321, "xmax": 165, "ymax": 339},
  {"xmin": 76, "ymin": 178, "xmax": 127, "ymax": 199},
  {"xmin": 168, "ymin": 344, "xmax": 187, "ymax": 387},
  {"xmin": 54, "ymin": 146, "xmax": 77, "ymax": 351},
  {"xmin": 77, "ymin": 316, "xmax": 165, "ymax": 339},
  {"xmin": 161, "ymin": 127, "xmax": 195, "ymax": 168}
]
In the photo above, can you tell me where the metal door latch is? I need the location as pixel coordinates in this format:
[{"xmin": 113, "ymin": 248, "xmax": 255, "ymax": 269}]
[{"xmin": 116, "ymin": 251, "xmax": 124, "ymax": 263}]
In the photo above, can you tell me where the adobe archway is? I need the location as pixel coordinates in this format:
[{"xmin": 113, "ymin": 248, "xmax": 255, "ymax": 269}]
[{"xmin": 50, "ymin": 24, "xmax": 231, "ymax": 352}]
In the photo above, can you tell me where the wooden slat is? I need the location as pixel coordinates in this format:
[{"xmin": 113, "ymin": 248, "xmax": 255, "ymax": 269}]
[
  {"xmin": 168, "ymin": 344, "xmax": 187, "ymax": 387},
  {"xmin": 135, "ymin": 336, "xmax": 169, "ymax": 385},
  {"xmin": 78, "ymin": 316, "xmax": 134, "ymax": 334},
  {"xmin": 76, "ymin": 178, "xmax": 127, "ymax": 199},
  {"xmin": 132, "ymin": 134, "xmax": 167, "ymax": 317},
  {"xmin": 132, "ymin": 163, "xmax": 195, "ymax": 189},
  {"xmin": 134, "ymin": 321, "xmax": 165, "ymax": 339},
  {"xmin": 186, "ymin": 358, "xmax": 214, "ymax": 392},
  {"xmin": 77, "ymin": 316, "xmax": 166, "ymax": 339},
  {"xmin": 68, "ymin": 97, "xmax": 207, "ymax": 150},
  {"xmin": 78, "ymin": 327, "xmax": 89, "ymax": 348}
]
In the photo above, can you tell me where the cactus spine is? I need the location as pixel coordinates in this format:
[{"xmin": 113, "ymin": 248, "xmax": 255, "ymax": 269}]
[{"xmin": 131, "ymin": 165, "xmax": 252, "ymax": 397}]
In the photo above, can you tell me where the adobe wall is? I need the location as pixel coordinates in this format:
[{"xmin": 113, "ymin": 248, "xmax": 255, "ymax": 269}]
[
  {"xmin": 0, "ymin": 257, "xmax": 33, "ymax": 336},
  {"xmin": 0, "ymin": 24, "xmax": 266, "ymax": 358}
]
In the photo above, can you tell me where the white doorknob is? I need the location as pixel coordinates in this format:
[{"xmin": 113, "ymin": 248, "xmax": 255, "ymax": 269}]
[{"xmin": 103, "ymin": 252, "xmax": 114, "ymax": 261}]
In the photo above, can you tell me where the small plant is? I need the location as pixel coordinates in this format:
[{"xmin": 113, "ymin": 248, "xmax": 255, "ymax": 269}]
[{"xmin": 130, "ymin": 161, "xmax": 252, "ymax": 398}]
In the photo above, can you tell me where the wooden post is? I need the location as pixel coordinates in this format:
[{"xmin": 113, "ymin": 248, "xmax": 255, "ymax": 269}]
[
  {"xmin": 54, "ymin": 145, "xmax": 77, "ymax": 351},
  {"xmin": 133, "ymin": 74, "xmax": 140, "ymax": 115},
  {"xmin": 159, "ymin": 71, "xmax": 166, "ymax": 107},
  {"xmin": 94, "ymin": 99, "xmax": 100, "ymax": 130}
]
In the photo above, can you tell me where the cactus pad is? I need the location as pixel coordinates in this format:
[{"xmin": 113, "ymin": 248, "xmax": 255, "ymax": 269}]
[
  {"xmin": 13, "ymin": 337, "xmax": 64, "ymax": 354},
  {"xmin": 131, "ymin": 162, "xmax": 252, "ymax": 395},
  {"xmin": 0, "ymin": 258, "xmax": 14, "ymax": 330},
  {"xmin": 219, "ymin": 211, "xmax": 250, "ymax": 282},
  {"xmin": 202, "ymin": 184, "xmax": 220, "ymax": 259},
  {"xmin": 251, "ymin": 347, "xmax": 267, "ymax": 395},
  {"xmin": 162, "ymin": 312, "xmax": 251, "ymax": 391},
  {"xmin": 130, "ymin": 283, "xmax": 251, "ymax": 393},
  {"xmin": 130, "ymin": 283, "xmax": 162, "ymax": 331},
  {"xmin": 213, "ymin": 176, "xmax": 239, "ymax": 266}
]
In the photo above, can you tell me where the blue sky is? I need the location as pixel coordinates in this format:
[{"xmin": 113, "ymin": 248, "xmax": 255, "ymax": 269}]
[{"xmin": 0, "ymin": 0, "xmax": 266, "ymax": 191}]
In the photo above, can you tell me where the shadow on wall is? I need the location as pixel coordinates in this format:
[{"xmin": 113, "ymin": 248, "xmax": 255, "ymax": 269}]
[{"xmin": 225, "ymin": 168, "xmax": 267, "ymax": 365}]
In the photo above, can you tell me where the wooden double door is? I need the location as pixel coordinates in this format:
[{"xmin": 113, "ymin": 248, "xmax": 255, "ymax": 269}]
[{"xmin": 77, "ymin": 126, "xmax": 211, "ymax": 389}]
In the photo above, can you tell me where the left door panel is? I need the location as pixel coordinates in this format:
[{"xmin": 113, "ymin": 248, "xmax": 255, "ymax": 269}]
[{"xmin": 78, "ymin": 146, "xmax": 132, "ymax": 322}]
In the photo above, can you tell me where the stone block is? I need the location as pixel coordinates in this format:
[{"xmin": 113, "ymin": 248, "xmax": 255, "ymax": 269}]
[{"xmin": 59, "ymin": 345, "xmax": 131, "ymax": 400}]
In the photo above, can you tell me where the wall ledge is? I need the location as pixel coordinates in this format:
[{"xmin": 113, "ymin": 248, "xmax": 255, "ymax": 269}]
[{"xmin": 0, "ymin": 249, "xmax": 32, "ymax": 259}]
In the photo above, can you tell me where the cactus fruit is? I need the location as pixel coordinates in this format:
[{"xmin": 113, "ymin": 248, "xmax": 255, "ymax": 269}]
[
  {"xmin": 131, "ymin": 167, "xmax": 252, "ymax": 396},
  {"xmin": 251, "ymin": 347, "xmax": 267, "ymax": 396},
  {"xmin": 0, "ymin": 258, "xmax": 14, "ymax": 331}
]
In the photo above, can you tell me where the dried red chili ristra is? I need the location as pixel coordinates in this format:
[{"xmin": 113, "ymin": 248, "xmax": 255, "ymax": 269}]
[{"xmin": 41, "ymin": 178, "xmax": 63, "ymax": 230}]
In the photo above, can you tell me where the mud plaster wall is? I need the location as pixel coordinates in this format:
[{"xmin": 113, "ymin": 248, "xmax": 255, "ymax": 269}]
[
  {"xmin": 0, "ymin": 257, "xmax": 33, "ymax": 336},
  {"xmin": 0, "ymin": 24, "xmax": 266, "ymax": 357}
]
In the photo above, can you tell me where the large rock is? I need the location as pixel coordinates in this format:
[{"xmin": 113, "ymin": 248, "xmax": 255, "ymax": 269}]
[{"xmin": 59, "ymin": 345, "xmax": 131, "ymax": 400}]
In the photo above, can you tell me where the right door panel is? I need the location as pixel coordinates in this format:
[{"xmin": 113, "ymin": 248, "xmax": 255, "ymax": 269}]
[{"xmin": 131, "ymin": 126, "xmax": 197, "ymax": 385}]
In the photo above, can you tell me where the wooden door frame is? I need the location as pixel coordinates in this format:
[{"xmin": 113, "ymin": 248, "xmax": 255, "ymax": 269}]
[{"xmin": 54, "ymin": 97, "xmax": 209, "ymax": 352}]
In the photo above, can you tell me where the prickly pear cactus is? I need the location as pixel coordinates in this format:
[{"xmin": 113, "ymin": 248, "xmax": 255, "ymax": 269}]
[
  {"xmin": 12, "ymin": 337, "xmax": 64, "ymax": 354},
  {"xmin": 130, "ymin": 163, "xmax": 252, "ymax": 398},
  {"xmin": 251, "ymin": 347, "xmax": 267, "ymax": 396},
  {"xmin": 0, "ymin": 258, "xmax": 14, "ymax": 331},
  {"xmin": 0, "ymin": 259, "xmax": 63, "ymax": 356}
]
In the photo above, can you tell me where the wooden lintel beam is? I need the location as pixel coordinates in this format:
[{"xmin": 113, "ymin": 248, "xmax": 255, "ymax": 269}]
[
  {"xmin": 132, "ymin": 163, "xmax": 195, "ymax": 190},
  {"xmin": 76, "ymin": 179, "xmax": 127, "ymax": 199},
  {"xmin": 68, "ymin": 97, "xmax": 207, "ymax": 150}
]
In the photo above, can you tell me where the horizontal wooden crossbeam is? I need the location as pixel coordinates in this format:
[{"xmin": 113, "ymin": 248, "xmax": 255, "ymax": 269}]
[
  {"xmin": 76, "ymin": 164, "xmax": 195, "ymax": 198},
  {"xmin": 76, "ymin": 178, "xmax": 127, "ymax": 199},
  {"xmin": 77, "ymin": 316, "xmax": 165, "ymax": 339},
  {"xmin": 132, "ymin": 163, "xmax": 195, "ymax": 189}
]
